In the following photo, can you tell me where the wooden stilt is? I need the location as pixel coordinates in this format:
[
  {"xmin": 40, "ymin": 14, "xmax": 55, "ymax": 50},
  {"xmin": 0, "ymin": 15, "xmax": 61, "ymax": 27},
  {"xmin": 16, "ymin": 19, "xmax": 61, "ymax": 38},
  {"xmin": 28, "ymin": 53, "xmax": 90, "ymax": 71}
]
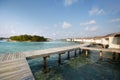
[
  {"xmin": 43, "ymin": 56, "xmax": 47, "ymax": 73},
  {"xmin": 99, "ymin": 51, "xmax": 103, "ymax": 60},
  {"xmin": 117, "ymin": 54, "xmax": 120, "ymax": 61},
  {"xmin": 82, "ymin": 49, "xmax": 84, "ymax": 53},
  {"xmin": 68, "ymin": 51, "xmax": 70, "ymax": 60},
  {"xmin": 74, "ymin": 49, "xmax": 77, "ymax": 57},
  {"xmin": 112, "ymin": 52, "xmax": 116, "ymax": 60},
  {"xmin": 79, "ymin": 48, "xmax": 81, "ymax": 54},
  {"xmin": 104, "ymin": 45, "xmax": 106, "ymax": 48},
  {"xmin": 58, "ymin": 53, "xmax": 62, "ymax": 65},
  {"xmin": 81, "ymin": 49, "xmax": 83, "ymax": 53},
  {"xmin": 86, "ymin": 58, "xmax": 88, "ymax": 64},
  {"xmin": 118, "ymin": 54, "xmax": 120, "ymax": 61},
  {"xmin": 86, "ymin": 49, "xmax": 88, "ymax": 58},
  {"xmin": 102, "ymin": 45, "xmax": 104, "ymax": 48}
]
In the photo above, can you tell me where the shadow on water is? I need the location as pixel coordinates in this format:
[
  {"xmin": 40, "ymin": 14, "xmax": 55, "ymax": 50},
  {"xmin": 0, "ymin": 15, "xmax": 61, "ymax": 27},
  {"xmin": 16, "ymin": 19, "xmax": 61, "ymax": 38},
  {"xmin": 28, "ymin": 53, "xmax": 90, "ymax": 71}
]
[{"xmin": 28, "ymin": 50, "xmax": 120, "ymax": 80}]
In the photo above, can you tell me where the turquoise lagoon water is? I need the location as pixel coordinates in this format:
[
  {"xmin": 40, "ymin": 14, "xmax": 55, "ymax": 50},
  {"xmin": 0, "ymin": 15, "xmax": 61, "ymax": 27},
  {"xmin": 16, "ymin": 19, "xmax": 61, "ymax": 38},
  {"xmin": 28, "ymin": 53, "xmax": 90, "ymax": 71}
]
[
  {"xmin": 0, "ymin": 40, "xmax": 78, "ymax": 54},
  {"xmin": 0, "ymin": 41, "xmax": 120, "ymax": 80}
]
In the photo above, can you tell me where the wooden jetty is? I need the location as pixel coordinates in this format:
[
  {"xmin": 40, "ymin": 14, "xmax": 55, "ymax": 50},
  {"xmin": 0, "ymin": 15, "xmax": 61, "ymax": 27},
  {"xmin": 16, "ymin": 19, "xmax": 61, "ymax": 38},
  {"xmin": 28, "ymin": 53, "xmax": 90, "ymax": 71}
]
[
  {"xmin": 0, "ymin": 43, "xmax": 120, "ymax": 80},
  {"xmin": 0, "ymin": 53, "xmax": 35, "ymax": 80}
]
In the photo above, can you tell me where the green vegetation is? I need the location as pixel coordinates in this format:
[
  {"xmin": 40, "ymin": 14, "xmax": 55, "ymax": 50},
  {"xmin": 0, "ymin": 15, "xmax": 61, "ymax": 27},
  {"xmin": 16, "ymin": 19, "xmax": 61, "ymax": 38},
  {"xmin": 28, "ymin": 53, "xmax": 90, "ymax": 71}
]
[
  {"xmin": 10, "ymin": 35, "xmax": 47, "ymax": 42},
  {"xmin": 0, "ymin": 37, "xmax": 8, "ymax": 40}
]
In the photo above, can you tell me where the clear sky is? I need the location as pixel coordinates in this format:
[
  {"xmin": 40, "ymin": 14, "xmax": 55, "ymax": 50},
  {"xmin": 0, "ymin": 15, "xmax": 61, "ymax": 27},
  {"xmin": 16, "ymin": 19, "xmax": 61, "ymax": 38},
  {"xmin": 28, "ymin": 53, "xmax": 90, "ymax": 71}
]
[{"xmin": 0, "ymin": 0, "xmax": 120, "ymax": 39}]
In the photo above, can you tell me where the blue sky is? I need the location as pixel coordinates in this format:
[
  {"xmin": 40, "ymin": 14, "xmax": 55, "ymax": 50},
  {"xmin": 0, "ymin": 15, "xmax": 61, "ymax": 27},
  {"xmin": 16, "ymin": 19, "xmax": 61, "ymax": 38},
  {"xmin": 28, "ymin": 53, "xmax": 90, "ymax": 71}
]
[{"xmin": 0, "ymin": 0, "xmax": 120, "ymax": 39}]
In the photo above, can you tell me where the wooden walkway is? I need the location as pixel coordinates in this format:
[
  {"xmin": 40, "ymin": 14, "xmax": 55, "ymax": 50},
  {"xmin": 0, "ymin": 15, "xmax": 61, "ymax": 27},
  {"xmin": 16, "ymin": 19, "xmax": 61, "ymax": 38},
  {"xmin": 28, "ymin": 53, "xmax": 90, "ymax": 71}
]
[
  {"xmin": 0, "ymin": 43, "xmax": 120, "ymax": 80},
  {"xmin": 0, "ymin": 53, "xmax": 34, "ymax": 80},
  {"xmin": 23, "ymin": 43, "xmax": 120, "ymax": 59},
  {"xmin": 23, "ymin": 43, "xmax": 90, "ymax": 58},
  {"xmin": 80, "ymin": 46, "xmax": 120, "ymax": 53}
]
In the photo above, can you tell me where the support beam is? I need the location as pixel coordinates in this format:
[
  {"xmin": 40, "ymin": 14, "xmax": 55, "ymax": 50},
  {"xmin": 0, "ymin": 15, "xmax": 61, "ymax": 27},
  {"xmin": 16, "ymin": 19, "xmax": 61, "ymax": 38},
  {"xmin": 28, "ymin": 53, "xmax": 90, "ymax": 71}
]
[
  {"xmin": 112, "ymin": 52, "xmax": 116, "ymax": 60},
  {"xmin": 79, "ymin": 48, "xmax": 81, "ymax": 54},
  {"xmin": 58, "ymin": 53, "xmax": 62, "ymax": 65},
  {"xmin": 117, "ymin": 54, "xmax": 120, "ymax": 61},
  {"xmin": 86, "ymin": 58, "xmax": 88, "ymax": 64},
  {"xmin": 67, "ymin": 51, "xmax": 70, "ymax": 60},
  {"xmin": 102, "ymin": 45, "xmax": 105, "ymax": 48},
  {"xmin": 74, "ymin": 49, "xmax": 77, "ymax": 57},
  {"xmin": 86, "ymin": 49, "xmax": 88, "ymax": 58},
  {"xmin": 99, "ymin": 51, "xmax": 103, "ymax": 60},
  {"xmin": 82, "ymin": 49, "xmax": 84, "ymax": 53},
  {"xmin": 43, "ymin": 56, "xmax": 47, "ymax": 73},
  {"xmin": 81, "ymin": 49, "xmax": 83, "ymax": 53}
]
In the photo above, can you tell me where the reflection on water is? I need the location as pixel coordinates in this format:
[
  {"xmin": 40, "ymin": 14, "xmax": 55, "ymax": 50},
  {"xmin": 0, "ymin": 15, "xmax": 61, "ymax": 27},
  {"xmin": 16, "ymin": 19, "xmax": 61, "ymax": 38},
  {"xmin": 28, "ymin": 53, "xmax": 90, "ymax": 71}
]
[{"xmin": 28, "ymin": 50, "xmax": 120, "ymax": 80}]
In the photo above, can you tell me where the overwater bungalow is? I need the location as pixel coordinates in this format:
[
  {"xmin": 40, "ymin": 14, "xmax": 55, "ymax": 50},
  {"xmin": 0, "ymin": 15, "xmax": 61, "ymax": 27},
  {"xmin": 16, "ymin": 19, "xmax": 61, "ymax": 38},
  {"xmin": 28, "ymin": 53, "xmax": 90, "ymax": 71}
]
[
  {"xmin": 67, "ymin": 32, "xmax": 120, "ymax": 49},
  {"xmin": 108, "ymin": 32, "xmax": 120, "ymax": 49}
]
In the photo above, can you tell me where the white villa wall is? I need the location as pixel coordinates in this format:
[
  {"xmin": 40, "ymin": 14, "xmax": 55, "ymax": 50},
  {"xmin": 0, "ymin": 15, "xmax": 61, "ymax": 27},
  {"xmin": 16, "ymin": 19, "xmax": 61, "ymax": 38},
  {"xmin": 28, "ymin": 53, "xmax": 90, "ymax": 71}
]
[
  {"xmin": 66, "ymin": 39, "xmax": 72, "ymax": 41},
  {"xmin": 73, "ymin": 39, "xmax": 83, "ymax": 42},
  {"xmin": 84, "ymin": 39, "xmax": 94, "ymax": 43},
  {"xmin": 73, "ymin": 38, "xmax": 109, "ymax": 45},
  {"xmin": 94, "ymin": 39, "xmax": 102, "ymax": 44},
  {"xmin": 83, "ymin": 39, "xmax": 90, "ymax": 43},
  {"xmin": 67, "ymin": 36, "xmax": 120, "ymax": 49},
  {"xmin": 109, "ymin": 37, "xmax": 120, "ymax": 49},
  {"xmin": 101, "ymin": 38, "xmax": 109, "ymax": 45},
  {"xmin": 73, "ymin": 38, "xmax": 95, "ymax": 43}
]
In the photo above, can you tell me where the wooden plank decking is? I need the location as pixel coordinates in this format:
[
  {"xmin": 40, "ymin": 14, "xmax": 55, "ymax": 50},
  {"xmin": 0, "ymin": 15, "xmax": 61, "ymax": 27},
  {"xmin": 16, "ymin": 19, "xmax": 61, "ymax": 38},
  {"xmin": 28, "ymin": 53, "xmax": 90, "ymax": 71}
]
[
  {"xmin": 23, "ymin": 43, "xmax": 120, "ymax": 59},
  {"xmin": 80, "ymin": 47, "xmax": 120, "ymax": 53},
  {"xmin": 23, "ymin": 43, "xmax": 90, "ymax": 58},
  {"xmin": 0, "ymin": 53, "xmax": 34, "ymax": 80}
]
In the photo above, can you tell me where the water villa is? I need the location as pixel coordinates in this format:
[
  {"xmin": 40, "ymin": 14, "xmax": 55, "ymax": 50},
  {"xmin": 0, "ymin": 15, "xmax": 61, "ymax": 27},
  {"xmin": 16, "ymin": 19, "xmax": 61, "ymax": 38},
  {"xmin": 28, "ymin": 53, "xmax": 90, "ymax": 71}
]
[{"xmin": 67, "ymin": 32, "xmax": 120, "ymax": 49}]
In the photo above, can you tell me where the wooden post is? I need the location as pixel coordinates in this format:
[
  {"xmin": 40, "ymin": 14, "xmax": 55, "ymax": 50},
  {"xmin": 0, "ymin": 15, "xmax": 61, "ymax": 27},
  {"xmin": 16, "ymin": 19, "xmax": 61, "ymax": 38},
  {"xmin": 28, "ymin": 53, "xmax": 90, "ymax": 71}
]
[
  {"xmin": 104, "ymin": 45, "xmax": 106, "ymax": 48},
  {"xmin": 74, "ymin": 49, "xmax": 77, "ymax": 57},
  {"xmin": 79, "ymin": 48, "xmax": 81, "ymax": 54},
  {"xmin": 102, "ymin": 45, "xmax": 105, "ymax": 48},
  {"xmin": 112, "ymin": 52, "xmax": 116, "ymax": 60},
  {"xmin": 68, "ymin": 51, "xmax": 70, "ymax": 60},
  {"xmin": 86, "ymin": 58, "xmax": 88, "ymax": 64},
  {"xmin": 117, "ymin": 54, "xmax": 120, "ymax": 61},
  {"xmin": 43, "ymin": 56, "xmax": 47, "ymax": 73},
  {"xmin": 86, "ymin": 49, "xmax": 88, "ymax": 58},
  {"xmin": 82, "ymin": 49, "xmax": 84, "ymax": 53},
  {"xmin": 99, "ymin": 51, "xmax": 103, "ymax": 60},
  {"xmin": 58, "ymin": 53, "xmax": 62, "ymax": 65}
]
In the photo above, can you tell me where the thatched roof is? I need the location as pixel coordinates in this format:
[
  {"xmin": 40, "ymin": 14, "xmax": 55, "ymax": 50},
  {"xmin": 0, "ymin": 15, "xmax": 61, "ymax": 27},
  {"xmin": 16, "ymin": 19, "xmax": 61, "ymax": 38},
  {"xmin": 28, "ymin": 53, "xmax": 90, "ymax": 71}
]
[
  {"xmin": 105, "ymin": 32, "xmax": 120, "ymax": 37},
  {"xmin": 91, "ymin": 32, "xmax": 120, "ymax": 39},
  {"xmin": 73, "ymin": 32, "xmax": 120, "ymax": 40}
]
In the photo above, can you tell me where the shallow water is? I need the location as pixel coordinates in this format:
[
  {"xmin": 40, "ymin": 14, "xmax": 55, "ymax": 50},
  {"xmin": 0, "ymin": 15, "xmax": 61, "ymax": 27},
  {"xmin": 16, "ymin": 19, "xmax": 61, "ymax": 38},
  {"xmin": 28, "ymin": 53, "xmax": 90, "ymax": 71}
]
[
  {"xmin": 28, "ymin": 50, "xmax": 120, "ymax": 80},
  {"xmin": 0, "ymin": 41, "xmax": 120, "ymax": 80},
  {"xmin": 0, "ymin": 41, "xmax": 78, "ymax": 54}
]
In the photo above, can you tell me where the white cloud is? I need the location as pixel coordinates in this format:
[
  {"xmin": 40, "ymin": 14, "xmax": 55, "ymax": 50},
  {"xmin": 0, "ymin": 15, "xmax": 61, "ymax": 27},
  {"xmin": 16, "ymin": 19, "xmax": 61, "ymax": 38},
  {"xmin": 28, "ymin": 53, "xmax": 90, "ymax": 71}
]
[
  {"xmin": 80, "ymin": 20, "xmax": 98, "ymax": 31},
  {"xmin": 64, "ymin": 0, "xmax": 78, "ymax": 6},
  {"xmin": 85, "ymin": 26, "xmax": 98, "ymax": 31},
  {"xmin": 89, "ymin": 7, "xmax": 105, "ymax": 16},
  {"xmin": 111, "ymin": 18, "xmax": 120, "ymax": 22},
  {"xmin": 62, "ymin": 21, "xmax": 72, "ymax": 29},
  {"xmin": 80, "ymin": 20, "xmax": 96, "ymax": 26}
]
